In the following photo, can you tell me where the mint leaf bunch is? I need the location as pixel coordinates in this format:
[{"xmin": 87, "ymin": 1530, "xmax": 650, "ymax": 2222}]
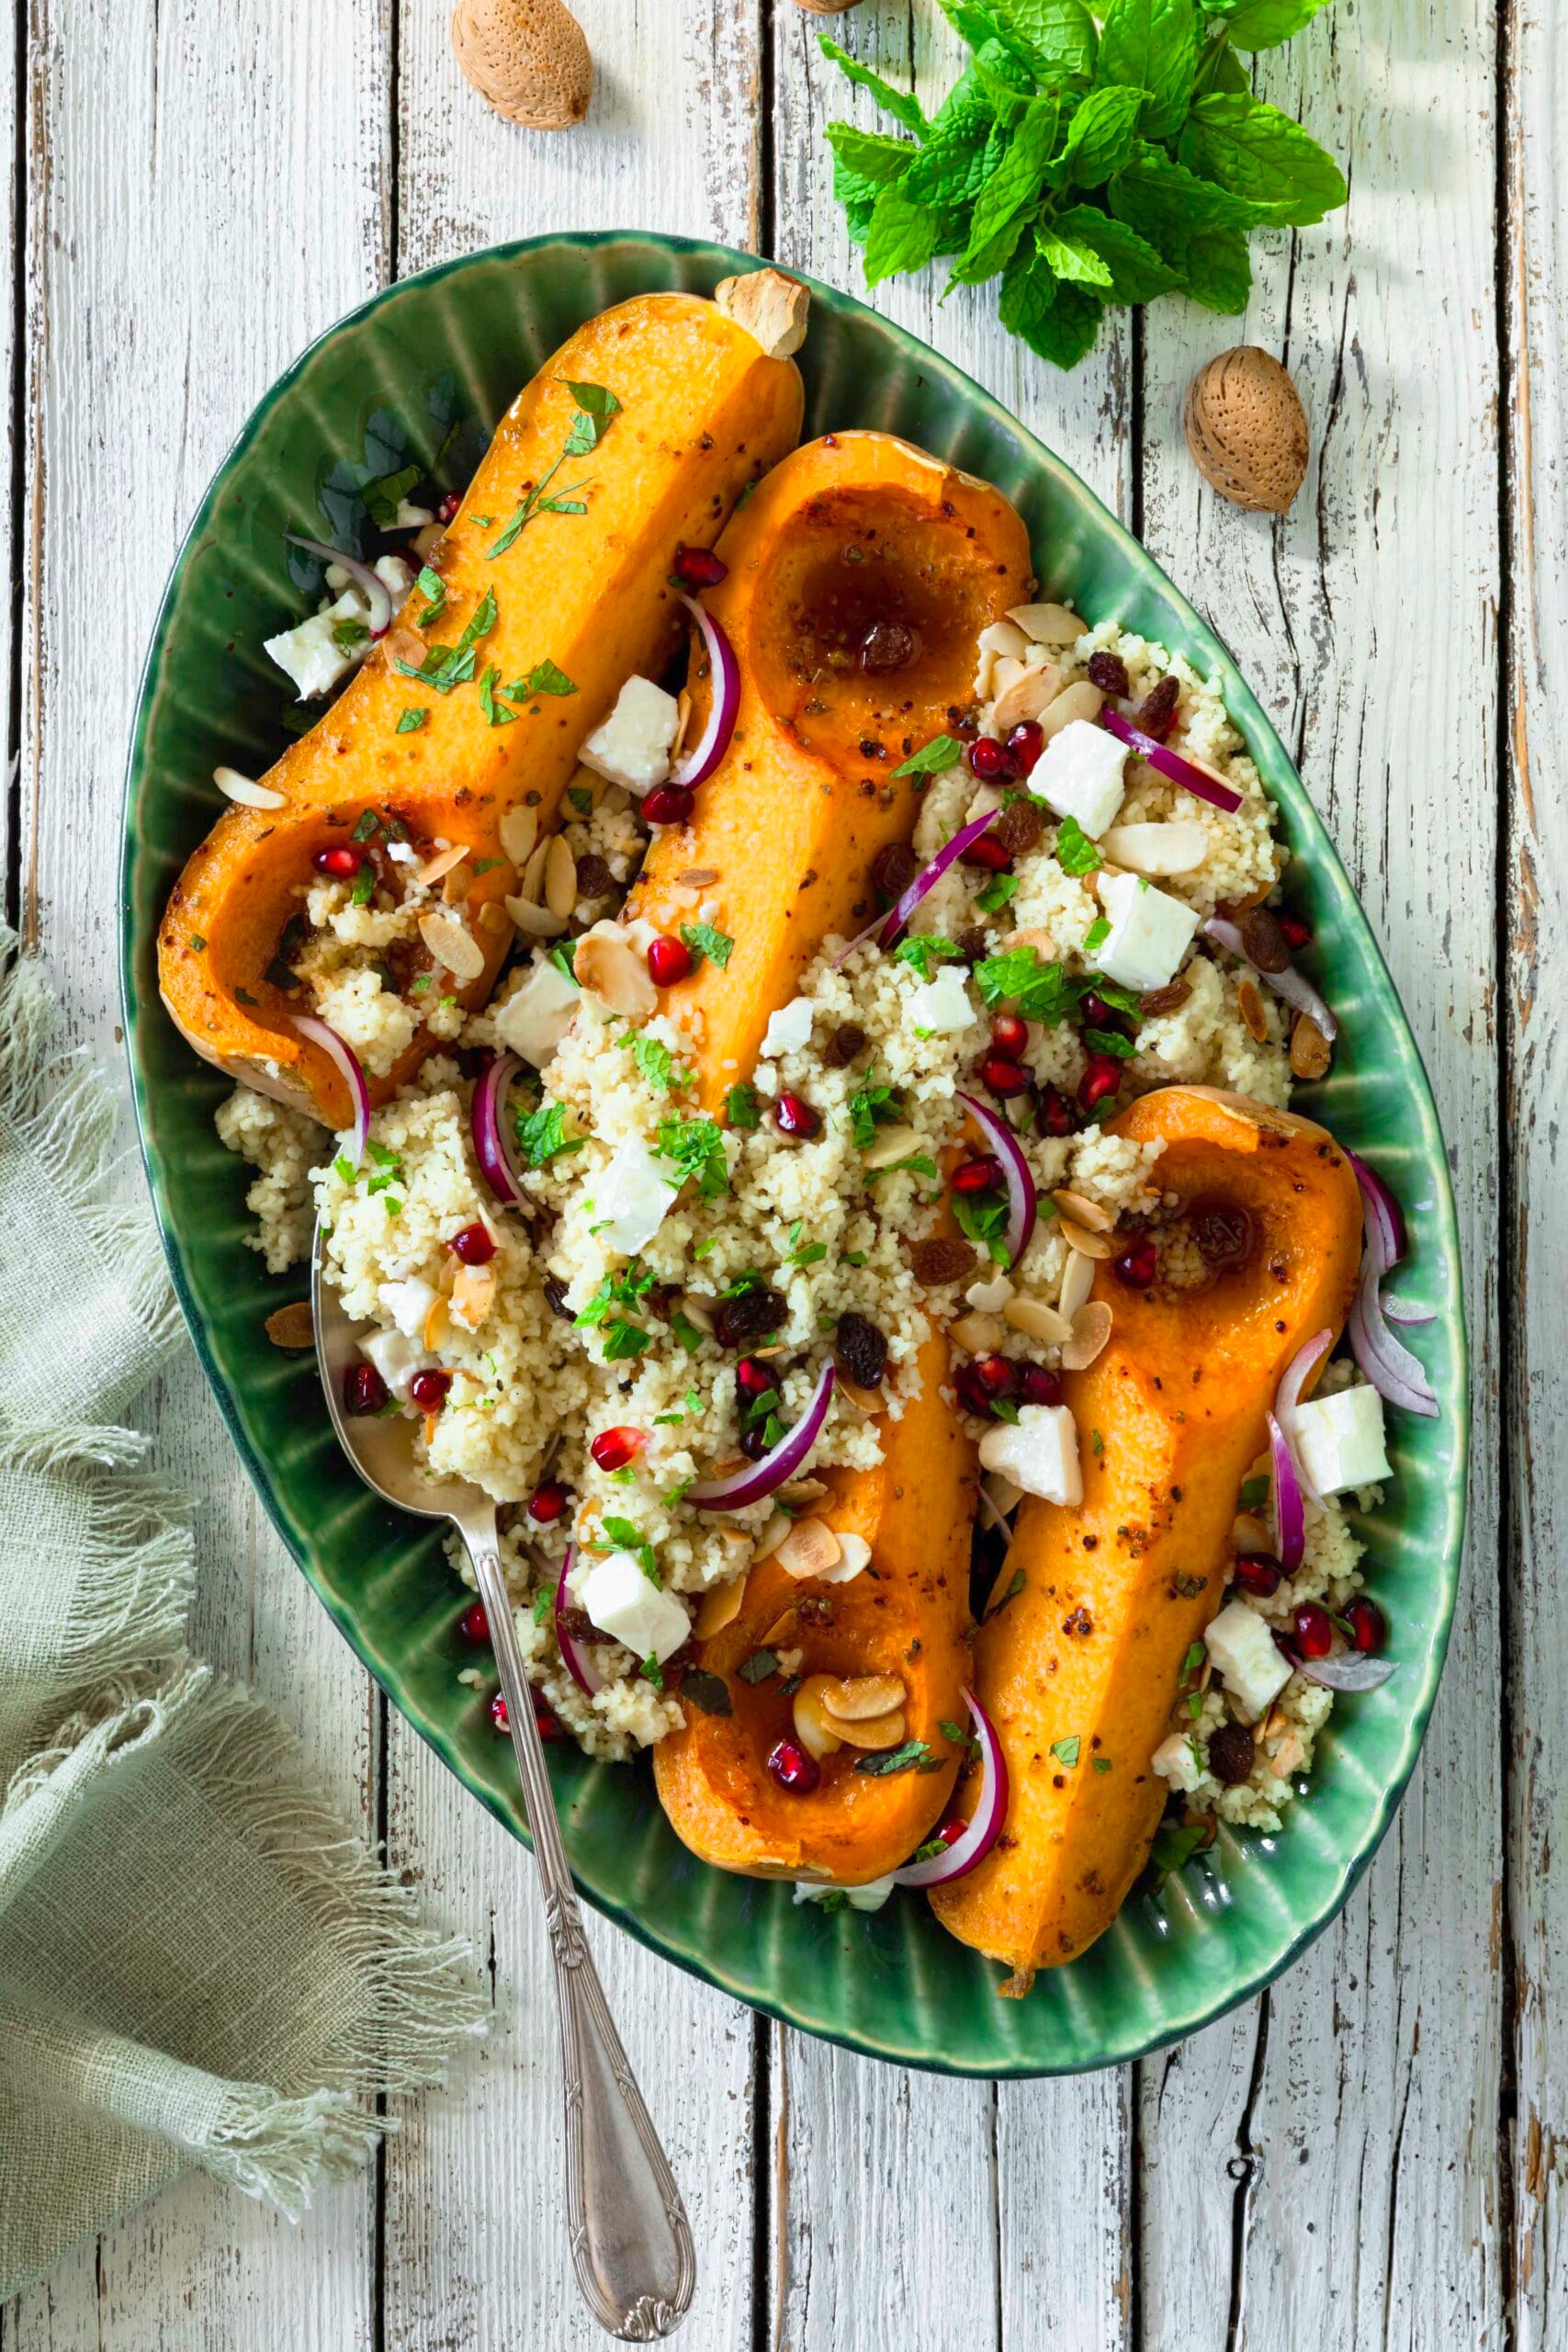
[{"xmin": 821, "ymin": 0, "xmax": 1344, "ymax": 368}]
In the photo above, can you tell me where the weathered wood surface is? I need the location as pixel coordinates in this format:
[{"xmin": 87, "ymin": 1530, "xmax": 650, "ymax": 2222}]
[{"xmin": 0, "ymin": 0, "xmax": 1538, "ymax": 2346}]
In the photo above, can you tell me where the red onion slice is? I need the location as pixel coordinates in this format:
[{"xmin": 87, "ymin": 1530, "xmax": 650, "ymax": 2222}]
[
  {"xmin": 471, "ymin": 1049, "xmax": 525, "ymax": 1207},
  {"xmin": 286, "ymin": 533, "xmax": 393, "ymax": 639},
  {"xmin": 1201, "ymin": 916, "xmax": 1338, "ymax": 1044},
  {"xmin": 1274, "ymin": 1328, "xmax": 1333, "ymax": 1505},
  {"xmin": 891, "ymin": 1688, "xmax": 1010, "ymax": 1888},
  {"xmin": 1345, "ymin": 1148, "xmax": 1406, "ymax": 1274},
  {"xmin": 292, "ymin": 1012, "xmax": 370, "ymax": 1167},
  {"xmin": 835, "ymin": 808, "xmax": 1002, "ymax": 967},
  {"xmin": 670, "ymin": 594, "xmax": 740, "ymax": 789},
  {"xmin": 688, "ymin": 1361, "xmax": 835, "ymax": 1510},
  {"xmin": 1349, "ymin": 1261, "xmax": 1439, "ymax": 1417},
  {"xmin": 955, "ymin": 1090, "xmax": 1037, "ymax": 1267},
  {"xmin": 1382, "ymin": 1294, "xmax": 1436, "ymax": 1328},
  {"xmin": 1291, "ymin": 1646, "xmax": 1399, "ymax": 1694},
  {"xmin": 555, "ymin": 1545, "xmax": 604, "ymax": 1697},
  {"xmin": 1100, "ymin": 706, "xmax": 1244, "ymax": 814},
  {"xmin": 1266, "ymin": 1410, "xmax": 1304, "ymax": 1570}
]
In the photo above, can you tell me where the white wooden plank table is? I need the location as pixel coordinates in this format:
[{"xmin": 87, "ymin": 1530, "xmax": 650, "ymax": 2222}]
[{"xmin": 0, "ymin": 0, "xmax": 1542, "ymax": 2344}]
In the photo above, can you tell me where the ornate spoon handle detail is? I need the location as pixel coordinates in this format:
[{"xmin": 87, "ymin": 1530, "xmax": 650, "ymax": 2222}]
[{"xmin": 467, "ymin": 1524, "xmax": 696, "ymax": 2340}]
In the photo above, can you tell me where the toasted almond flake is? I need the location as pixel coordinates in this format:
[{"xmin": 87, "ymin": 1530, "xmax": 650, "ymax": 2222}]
[
  {"xmin": 1007, "ymin": 601, "xmax": 1086, "ymax": 647},
  {"xmin": 818, "ymin": 1532, "xmax": 873, "ymax": 1585},
  {"xmin": 1003, "ymin": 1294, "xmax": 1074, "ymax": 1346},
  {"xmin": 774, "ymin": 1517, "xmax": 842, "ymax": 1581},
  {"xmin": 1061, "ymin": 1299, "xmax": 1113, "ymax": 1371},
  {"xmin": 694, "ymin": 1577, "xmax": 745, "ymax": 1640},
  {"xmin": 418, "ymin": 910, "xmax": 484, "ymax": 981},
  {"xmin": 383, "ymin": 623, "xmax": 425, "ymax": 669},
  {"xmin": 423, "ymin": 1294, "xmax": 452, "ymax": 1351},
  {"xmin": 520, "ymin": 839, "xmax": 550, "ymax": 905},
  {"xmin": 827, "ymin": 1706, "xmax": 908, "ymax": 1752},
  {"xmin": 717, "ymin": 1526, "xmax": 751, "ymax": 1554},
  {"xmin": 1233, "ymin": 1511, "xmax": 1272, "ymax": 1555},
  {"xmin": 1037, "ymin": 680, "xmax": 1105, "ymax": 746},
  {"xmin": 761, "ymin": 1607, "xmax": 801, "ymax": 1648},
  {"xmin": 545, "ymin": 834, "xmax": 578, "ymax": 920},
  {"xmin": 775, "ymin": 1645, "xmax": 805, "ymax": 1675},
  {"xmin": 1059, "ymin": 1249, "xmax": 1097, "ymax": 1320},
  {"xmin": 792, "ymin": 1678, "xmax": 844, "ymax": 1762},
  {"xmin": 1260, "ymin": 1702, "xmax": 1289, "ymax": 1744},
  {"xmin": 601, "ymin": 784, "xmax": 632, "ymax": 817},
  {"xmin": 836, "ymin": 1375, "xmax": 884, "ymax": 1416},
  {"xmin": 751, "ymin": 1510, "xmax": 793, "ymax": 1564},
  {"xmin": 776, "ymin": 1476, "xmax": 827, "ymax": 1505},
  {"xmin": 504, "ymin": 896, "xmax": 568, "ymax": 938},
  {"xmin": 478, "ymin": 899, "xmax": 512, "ymax": 935},
  {"xmin": 678, "ymin": 1296, "xmax": 716, "ymax": 1335},
  {"xmin": 671, "ymin": 689, "xmax": 694, "ymax": 763},
  {"xmin": 450, "ymin": 1261, "xmax": 497, "ymax": 1330},
  {"xmin": 984, "ymin": 1471, "xmax": 1023, "ymax": 1516},
  {"xmin": 265, "ymin": 1301, "xmax": 314, "ymax": 1349},
  {"xmin": 415, "ymin": 842, "xmax": 471, "ymax": 887},
  {"xmin": 863, "ymin": 1121, "xmax": 923, "ymax": 1171},
  {"xmin": 991, "ymin": 661, "xmax": 1064, "ymax": 737},
  {"xmin": 215, "ymin": 766, "xmax": 287, "ymax": 811},
  {"xmin": 676, "ymin": 867, "xmax": 719, "ymax": 888},
  {"xmin": 574, "ymin": 927, "xmax": 658, "ymax": 1018},
  {"xmin": 952, "ymin": 1310, "xmax": 1005, "ymax": 1356},
  {"xmin": 499, "ymin": 805, "xmax": 539, "ymax": 866},
  {"xmin": 1056, "ymin": 1214, "xmax": 1114, "ymax": 1261},
  {"xmin": 444, "ymin": 863, "xmax": 475, "ymax": 905},
  {"xmin": 1290, "ymin": 1011, "xmax": 1332, "ymax": 1080},
  {"xmin": 1237, "ymin": 976, "xmax": 1269, "ymax": 1044},
  {"xmin": 819, "ymin": 1671, "xmax": 906, "ymax": 1722},
  {"xmin": 1051, "ymin": 1186, "xmax": 1115, "ymax": 1234}
]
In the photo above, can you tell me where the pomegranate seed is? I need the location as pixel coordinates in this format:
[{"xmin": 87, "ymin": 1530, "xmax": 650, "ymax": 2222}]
[
  {"xmin": 449, "ymin": 1220, "xmax": 496, "ymax": 1265},
  {"xmin": 672, "ymin": 543, "xmax": 728, "ymax": 590},
  {"xmin": 1293, "ymin": 1602, "xmax": 1334, "ymax": 1658},
  {"xmin": 527, "ymin": 1477, "xmax": 569, "ymax": 1523},
  {"xmin": 536, "ymin": 1702, "xmax": 563, "ymax": 1743},
  {"xmin": 1007, "ymin": 719, "xmax": 1044, "ymax": 775},
  {"xmin": 1036, "ymin": 1083, "xmax": 1075, "ymax": 1138},
  {"xmin": 990, "ymin": 1012, "xmax": 1029, "ymax": 1057},
  {"xmin": 767, "ymin": 1737, "xmax": 820, "ymax": 1794},
  {"xmin": 1348, "ymin": 1598, "xmax": 1386, "ymax": 1654},
  {"xmin": 491, "ymin": 1689, "xmax": 562, "ymax": 1741},
  {"xmin": 937, "ymin": 1816, "xmax": 966, "ymax": 1847},
  {"xmin": 1019, "ymin": 1363, "xmax": 1062, "ymax": 1408},
  {"xmin": 410, "ymin": 1368, "xmax": 451, "ymax": 1412},
  {"xmin": 954, "ymin": 1363, "xmax": 996, "ymax": 1417},
  {"xmin": 591, "ymin": 1426, "xmax": 645, "ymax": 1473},
  {"xmin": 1077, "ymin": 1057, "xmax": 1122, "ymax": 1115},
  {"xmin": 458, "ymin": 1600, "xmax": 491, "ymax": 1643},
  {"xmin": 490, "ymin": 1690, "xmax": 509, "ymax": 1734},
  {"xmin": 643, "ymin": 784, "xmax": 694, "ymax": 826},
  {"xmin": 436, "ymin": 491, "xmax": 460, "ymax": 525},
  {"xmin": 1079, "ymin": 992, "xmax": 1126, "ymax": 1033},
  {"xmin": 960, "ymin": 832, "xmax": 1012, "ymax": 872},
  {"xmin": 975, "ymin": 1352, "xmax": 1017, "ymax": 1398},
  {"xmin": 979, "ymin": 1053, "xmax": 1030, "ymax": 1099},
  {"xmin": 344, "ymin": 1362, "xmax": 388, "ymax": 1415},
  {"xmin": 1113, "ymin": 1237, "xmax": 1158, "ymax": 1290},
  {"xmin": 773, "ymin": 1092, "xmax": 821, "ymax": 1138},
  {"xmin": 736, "ymin": 1356, "xmax": 774, "ymax": 1399},
  {"xmin": 1233, "ymin": 1553, "xmax": 1282, "ymax": 1600},
  {"xmin": 1279, "ymin": 913, "xmax": 1313, "ymax": 950},
  {"xmin": 313, "ymin": 844, "xmax": 363, "ymax": 879},
  {"xmin": 966, "ymin": 735, "xmax": 1017, "ymax": 782},
  {"xmin": 647, "ymin": 934, "xmax": 692, "ymax": 987},
  {"xmin": 952, "ymin": 1154, "xmax": 1003, "ymax": 1195}
]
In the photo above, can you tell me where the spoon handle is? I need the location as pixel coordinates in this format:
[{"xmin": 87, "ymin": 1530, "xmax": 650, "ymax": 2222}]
[{"xmin": 468, "ymin": 1532, "xmax": 696, "ymax": 2342}]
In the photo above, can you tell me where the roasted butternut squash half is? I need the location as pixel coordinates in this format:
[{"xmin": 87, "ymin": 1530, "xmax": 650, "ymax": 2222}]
[
  {"xmin": 629, "ymin": 429, "xmax": 1033, "ymax": 1116},
  {"xmin": 158, "ymin": 285, "xmax": 806, "ymax": 1129},
  {"xmin": 654, "ymin": 1331, "xmax": 976, "ymax": 1883},
  {"xmin": 931, "ymin": 1086, "xmax": 1364, "ymax": 1984}
]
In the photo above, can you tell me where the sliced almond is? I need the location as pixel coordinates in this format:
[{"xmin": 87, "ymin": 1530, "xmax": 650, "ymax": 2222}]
[
  {"xmin": 499, "ymin": 804, "xmax": 539, "ymax": 867},
  {"xmin": 1234, "ymin": 1511, "xmax": 1272, "ymax": 1555},
  {"xmin": 1237, "ymin": 976, "xmax": 1269, "ymax": 1044},
  {"xmin": 477, "ymin": 899, "xmax": 513, "ymax": 936},
  {"xmin": 1003, "ymin": 1294, "xmax": 1074, "ymax": 1346},
  {"xmin": 423, "ymin": 1294, "xmax": 451, "ymax": 1351},
  {"xmin": 776, "ymin": 1476, "xmax": 827, "ymax": 1506},
  {"xmin": 678, "ymin": 1295, "xmax": 716, "ymax": 1336},
  {"xmin": 694, "ymin": 1577, "xmax": 745, "ymax": 1640},
  {"xmin": 382, "ymin": 622, "xmax": 426, "ymax": 670},
  {"xmin": 215, "ymin": 766, "xmax": 288, "ymax": 812},
  {"xmin": 820, "ymin": 1671, "xmax": 906, "ymax": 1722},
  {"xmin": 863, "ymin": 1121, "xmax": 923, "ymax": 1172},
  {"xmin": 1059, "ymin": 1249, "xmax": 1097, "ymax": 1321},
  {"xmin": 415, "ymin": 842, "xmax": 471, "ymax": 888},
  {"xmin": 504, "ymin": 897, "xmax": 569, "ymax": 939},
  {"xmin": 761, "ymin": 1606, "xmax": 801, "ymax": 1649},
  {"xmin": 450, "ymin": 1261, "xmax": 497, "ymax": 1331},
  {"xmin": 545, "ymin": 834, "xmax": 578, "ymax": 921},
  {"xmin": 264, "ymin": 1300, "xmax": 314, "ymax": 1349},
  {"xmin": 774, "ymin": 1516, "xmax": 842, "ymax": 1581},
  {"xmin": 952, "ymin": 1310, "xmax": 1005, "ymax": 1356},
  {"xmin": 1037, "ymin": 680, "xmax": 1105, "ymax": 746},
  {"xmin": 792, "ymin": 1677, "xmax": 844, "ymax": 1762},
  {"xmin": 991, "ymin": 661, "xmax": 1063, "ymax": 737},
  {"xmin": 1061, "ymin": 1299, "xmax": 1113, "ymax": 1372},
  {"xmin": 1056, "ymin": 1215, "xmax": 1115, "ymax": 1261},
  {"xmin": 818, "ymin": 1532, "xmax": 872, "ymax": 1585},
  {"xmin": 574, "ymin": 928, "xmax": 658, "ymax": 1019},
  {"xmin": 1290, "ymin": 1011, "xmax": 1332, "ymax": 1080},
  {"xmin": 519, "ymin": 838, "xmax": 551, "ymax": 906},
  {"xmin": 418, "ymin": 910, "xmax": 484, "ymax": 982},
  {"xmin": 1007, "ymin": 602, "xmax": 1086, "ymax": 647},
  {"xmin": 671, "ymin": 689, "xmax": 694, "ymax": 763},
  {"xmin": 442, "ymin": 862, "xmax": 473, "ymax": 906},
  {"xmin": 1051, "ymin": 1185, "xmax": 1115, "ymax": 1234},
  {"xmin": 676, "ymin": 866, "xmax": 719, "ymax": 888},
  {"xmin": 1100, "ymin": 820, "xmax": 1210, "ymax": 878},
  {"xmin": 827, "ymin": 1706, "xmax": 907, "ymax": 1752},
  {"xmin": 836, "ymin": 1375, "xmax": 884, "ymax": 1416},
  {"xmin": 751, "ymin": 1510, "xmax": 793, "ymax": 1564},
  {"xmin": 717, "ymin": 1525, "xmax": 752, "ymax": 1554}
]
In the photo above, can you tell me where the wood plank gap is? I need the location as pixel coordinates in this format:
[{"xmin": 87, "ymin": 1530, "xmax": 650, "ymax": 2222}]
[
  {"xmin": 750, "ymin": 2011, "xmax": 773, "ymax": 2352},
  {"xmin": 757, "ymin": 0, "xmax": 776, "ymax": 260},
  {"xmin": 3, "ymin": 0, "xmax": 26, "ymax": 937}
]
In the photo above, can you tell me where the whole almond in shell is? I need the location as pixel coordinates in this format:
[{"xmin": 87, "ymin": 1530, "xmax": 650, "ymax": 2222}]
[
  {"xmin": 1183, "ymin": 346, "xmax": 1309, "ymax": 514},
  {"xmin": 451, "ymin": 0, "xmax": 592, "ymax": 130}
]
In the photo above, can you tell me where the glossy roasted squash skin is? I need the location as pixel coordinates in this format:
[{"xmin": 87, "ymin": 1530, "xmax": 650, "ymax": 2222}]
[
  {"xmin": 931, "ymin": 1085, "xmax": 1365, "ymax": 1984},
  {"xmin": 653, "ymin": 1331, "xmax": 976, "ymax": 1883},
  {"xmin": 158, "ymin": 290, "xmax": 804, "ymax": 1130},
  {"xmin": 629, "ymin": 429, "xmax": 1034, "ymax": 1115}
]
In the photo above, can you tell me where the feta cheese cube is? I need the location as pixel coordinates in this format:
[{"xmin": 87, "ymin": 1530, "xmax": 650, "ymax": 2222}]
[
  {"xmin": 374, "ymin": 552, "xmax": 415, "ymax": 599},
  {"xmin": 579, "ymin": 1550, "xmax": 690, "ymax": 1664},
  {"xmin": 579, "ymin": 675, "xmax": 681, "ymax": 796},
  {"xmin": 359, "ymin": 1326, "xmax": 435, "ymax": 1401},
  {"xmin": 593, "ymin": 1136, "xmax": 680, "ymax": 1257},
  {"xmin": 392, "ymin": 498, "xmax": 434, "ymax": 529},
  {"xmin": 1292, "ymin": 1384, "xmax": 1392, "ymax": 1494},
  {"xmin": 1030, "ymin": 718, "xmax": 1128, "ymax": 838},
  {"xmin": 377, "ymin": 1277, "xmax": 438, "ymax": 1340},
  {"xmin": 493, "ymin": 955, "xmax": 581, "ymax": 1069},
  {"xmin": 1094, "ymin": 870, "xmax": 1201, "ymax": 992},
  {"xmin": 1152, "ymin": 1731, "xmax": 1206, "ymax": 1794},
  {"xmin": 265, "ymin": 591, "xmax": 369, "ymax": 700},
  {"xmin": 1202, "ymin": 1600, "xmax": 1292, "ymax": 1724},
  {"xmin": 761, "ymin": 995, "xmax": 815, "ymax": 1058},
  {"xmin": 906, "ymin": 964, "xmax": 976, "ymax": 1034},
  {"xmin": 977, "ymin": 1404, "xmax": 1083, "ymax": 1507}
]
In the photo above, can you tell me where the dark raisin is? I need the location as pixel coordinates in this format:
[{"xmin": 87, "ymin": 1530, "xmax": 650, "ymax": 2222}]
[
  {"xmin": 834, "ymin": 1311, "xmax": 888, "ymax": 1390},
  {"xmin": 740, "ymin": 1421, "xmax": 773, "ymax": 1460},
  {"xmin": 1207, "ymin": 1721, "xmax": 1256, "ymax": 1787},
  {"xmin": 1191, "ymin": 1200, "xmax": 1255, "ymax": 1272},
  {"xmin": 1139, "ymin": 979, "xmax": 1192, "ymax": 1018},
  {"xmin": 1238, "ymin": 905, "xmax": 1291, "ymax": 975},
  {"xmin": 822, "ymin": 1021, "xmax": 868, "ymax": 1069},
  {"xmin": 713, "ymin": 1285, "xmax": 787, "ymax": 1349},
  {"xmin": 542, "ymin": 1277, "xmax": 573, "ymax": 1321},
  {"xmin": 956, "ymin": 925, "xmax": 990, "ymax": 964},
  {"xmin": 909, "ymin": 1236, "xmax": 978, "ymax": 1288},
  {"xmin": 1134, "ymin": 674, "xmax": 1180, "ymax": 741},
  {"xmin": 991, "ymin": 797, "xmax": 1046, "ymax": 858},
  {"xmin": 860, "ymin": 620, "xmax": 919, "ymax": 674},
  {"xmin": 1087, "ymin": 650, "xmax": 1130, "ymax": 698},
  {"xmin": 870, "ymin": 842, "xmax": 921, "ymax": 902},
  {"xmin": 574, "ymin": 852, "xmax": 613, "ymax": 899},
  {"xmin": 558, "ymin": 1603, "xmax": 596, "ymax": 1643}
]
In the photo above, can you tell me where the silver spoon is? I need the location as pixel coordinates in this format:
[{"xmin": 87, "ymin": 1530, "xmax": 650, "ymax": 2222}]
[{"xmin": 311, "ymin": 1226, "xmax": 696, "ymax": 2341}]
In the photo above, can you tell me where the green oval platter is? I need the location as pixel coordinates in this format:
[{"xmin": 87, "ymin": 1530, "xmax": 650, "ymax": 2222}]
[{"xmin": 119, "ymin": 231, "xmax": 1467, "ymax": 2077}]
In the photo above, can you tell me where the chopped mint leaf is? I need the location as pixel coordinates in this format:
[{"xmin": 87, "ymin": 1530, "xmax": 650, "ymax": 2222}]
[
  {"xmin": 738, "ymin": 1647, "xmax": 780, "ymax": 1686},
  {"xmin": 479, "ymin": 665, "xmax": 518, "ymax": 727},
  {"xmin": 333, "ymin": 1153, "xmax": 355, "ymax": 1184},
  {"xmin": 725, "ymin": 1082, "xmax": 761, "ymax": 1129},
  {"xmin": 853, "ymin": 1739, "xmax": 942, "ymax": 1776},
  {"xmin": 514, "ymin": 1101, "xmax": 584, "ymax": 1167},
  {"xmin": 975, "ymin": 873, "xmax": 1019, "ymax": 914},
  {"xmin": 680, "ymin": 920, "xmax": 735, "ymax": 969},
  {"xmin": 894, "ymin": 935, "xmax": 961, "ymax": 980},
  {"xmin": 891, "ymin": 732, "xmax": 964, "ymax": 778},
  {"xmin": 332, "ymin": 616, "xmax": 370, "ymax": 651},
  {"xmin": 396, "ymin": 707, "xmax": 427, "ymax": 733},
  {"xmin": 1055, "ymin": 814, "xmax": 1102, "ymax": 876},
  {"xmin": 657, "ymin": 1114, "xmax": 729, "ymax": 1201},
  {"xmin": 1050, "ymin": 1736, "xmax": 1082, "ymax": 1770},
  {"xmin": 362, "ymin": 462, "xmax": 420, "ymax": 527},
  {"xmin": 1084, "ymin": 915, "xmax": 1111, "ymax": 954}
]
